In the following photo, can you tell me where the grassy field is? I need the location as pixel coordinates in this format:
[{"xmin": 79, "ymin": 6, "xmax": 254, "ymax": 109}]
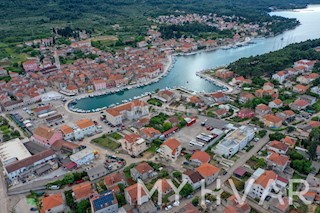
[
  {"xmin": 108, "ymin": 132, "xmax": 123, "ymax": 140},
  {"xmin": 91, "ymin": 135, "xmax": 120, "ymax": 150}
]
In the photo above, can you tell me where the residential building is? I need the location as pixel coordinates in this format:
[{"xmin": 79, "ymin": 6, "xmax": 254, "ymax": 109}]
[
  {"xmin": 189, "ymin": 151, "xmax": 211, "ymax": 166},
  {"xmin": 74, "ymin": 119, "xmax": 96, "ymax": 140},
  {"xmin": 290, "ymin": 99, "xmax": 310, "ymax": 110},
  {"xmin": 70, "ymin": 148, "xmax": 94, "ymax": 166},
  {"xmin": 93, "ymin": 79, "xmax": 107, "ymax": 91},
  {"xmin": 33, "ymin": 126, "xmax": 63, "ymax": 146},
  {"xmin": 51, "ymin": 140, "xmax": 80, "ymax": 154},
  {"xmin": 40, "ymin": 193, "xmax": 65, "ymax": 213},
  {"xmin": 182, "ymin": 170, "xmax": 203, "ymax": 190},
  {"xmin": 292, "ymin": 84, "xmax": 308, "ymax": 94},
  {"xmin": 104, "ymin": 172, "xmax": 127, "ymax": 193},
  {"xmin": 225, "ymin": 195, "xmax": 251, "ymax": 213},
  {"xmin": 157, "ymin": 90, "xmax": 176, "ymax": 102},
  {"xmin": 214, "ymin": 126, "xmax": 255, "ymax": 158},
  {"xmin": 317, "ymin": 145, "xmax": 320, "ymax": 160},
  {"xmin": 60, "ymin": 125, "xmax": 75, "ymax": 141},
  {"xmin": 196, "ymin": 163, "xmax": 219, "ymax": 185},
  {"xmin": 239, "ymin": 92, "xmax": 255, "ymax": 104},
  {"xmin": 23, "ymin": 59, "xmax": 39, "ymax": 72},
  {"xmin": 124, "ymin": 183, "xmax": 149, "ymax": 205},
  {"xmin": 237, "ymin": 108, "xmax": 254, "ymax": 119},
  {"xmin": 263, "ymin": 114, "xmax": 282, "ymax": 128},
  {"xmin": 266, "ymin": 140, "xmax": 289, "ymax": 154},
  {"xmin": 159, "ymin": 138, "xmax": 182, "ymax": 161},
  {"xmin": 246, "ymin": 169, "xmax": 278, "ymax": 200},
  {"xmin": 255, "ymin": 104, "xmax": 271, "ymax": 117},
  {"xmin": 106, "ymin": 100, "xmax": 149, "ymax": 125},
  {"xmin": 140, "ymin": 127, "xmax": 161, "ymax": 141},
  {"xmin": 87, "ymin": 165, "xmax": 109, "ymax": 181},
  {"xmin": 120, "ymin": 133, "xmax": 147, "ymax": 157},
  {"xmin": 90, "ymin": 191, "xmax": 118, "ymax": 213},
  {"xmin": 294, "ymin": 59, "xmax": 316, "ymax": 71},
  {"xmin": 281, "ymin": 136, "xmax": 297, "ymax": 148},
  {"xmin": 311, "ymin": 86, "xmax": 320, "ymax": 96},
  {"xmin": 5, "ymin": 149, "xmax": 56, "ymax": 180},
  {"xmin": 299, "ymin": 95, "xmax": 317, "ymax": 105},
  {"xmin": 212, "ymin": 92, "xmax": 229, "ymax": 103},
  {"xmin": 130, "ymin": 162, "xmax": 155, "ymax": 181},
  {"xmin": 268, "ymin": 99, "xmax": 283, "ymax": 109},
  {"xmin": 272, "ymin": 71, "xmax": 288, "ymax": 83},
  {"xmin": 267, "ymin": 152, "xmax": 290, "ymax": 172},
  {"xmin": 263, "ymin": 82, "xmax": 274, "ymax": 91},
  {"xmin": 297, "ymin": 73, "xmax": 319, "ymax": 84},
  {"xmin": 72, "ymin": 182, "xmax": 94, "ymax": 202},
  {"xmin": 276, "ymin": 110, "xmax": 295, "ymax": 123}
]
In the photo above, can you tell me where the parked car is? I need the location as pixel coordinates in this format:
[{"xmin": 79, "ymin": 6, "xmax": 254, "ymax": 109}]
[{"xmin": 165, "ymin": 205, "xmax": 172, "ymax": 211}]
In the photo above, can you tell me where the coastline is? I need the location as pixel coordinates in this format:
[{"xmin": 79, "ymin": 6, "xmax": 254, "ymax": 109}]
[{"xmin": 65, "ymin": 37, "xmax": 261, "ymax": 113}]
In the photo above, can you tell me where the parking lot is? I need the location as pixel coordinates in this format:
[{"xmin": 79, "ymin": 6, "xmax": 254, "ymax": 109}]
[{"xmin": 173, "ymin": 115, "xmax": 212, "ymax": 151}]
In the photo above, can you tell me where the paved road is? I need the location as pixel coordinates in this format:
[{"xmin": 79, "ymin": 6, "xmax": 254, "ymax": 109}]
[{"xmin": 0, "ymin": 170, "xmax": 9, "ymax": 213}]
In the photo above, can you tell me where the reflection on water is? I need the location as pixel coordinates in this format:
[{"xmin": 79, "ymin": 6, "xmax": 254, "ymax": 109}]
[{"xmin": 72, "ymin": 5, "xmax": 320, "ymax": 110}]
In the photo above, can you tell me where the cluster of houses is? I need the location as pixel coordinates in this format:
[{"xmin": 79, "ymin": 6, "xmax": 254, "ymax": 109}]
[
  {"xmin": 153, "ymin": 13, "xmax": 266, "ymax": 37},
  {"xmin": 1, "ymin": 118, "xmax": 99, "ymax": 183}
]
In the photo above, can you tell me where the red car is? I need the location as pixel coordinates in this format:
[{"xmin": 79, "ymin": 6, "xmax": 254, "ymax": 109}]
[{"xmin": 75, "ymin": 180, "xmax": 84, "ymax": 184}]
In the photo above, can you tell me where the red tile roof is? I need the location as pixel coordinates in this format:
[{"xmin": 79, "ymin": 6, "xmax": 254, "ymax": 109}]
[
  {"xmin": 161, "ymin": 138, "xmax": 181, "ymax": 154},
  {"xmin": 255, "ymin": 170, "xmax": 277, "ymax": 188},
  {"xmin": 190, "ymin": 151, "xmax": 211, "ymax": 164},
  {"xmin": 72, "ymin": 182, "xmax": 93, "ymax": 201},
  {"xmin": 268, "ymin": 152, "xmax": 290, "ymax": 166},
  {"xmin": 41, "ymin": 193, "xmax": 64, "ymax": 213},
  {"xmin": 196, "ymin": 163, "xmax": 219, "ymax": 177},
  {"xmin": 134, "ymin": 162, "xmax": 153, "ymax": 174}
]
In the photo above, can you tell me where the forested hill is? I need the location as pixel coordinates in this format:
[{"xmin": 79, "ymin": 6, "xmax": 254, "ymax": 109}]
[
  {"xmin": 228, "ymin": 39, "xmax": 320, "ymax": 77},
  {"xmin": 0, "ymin": 0, "xmax": 319, "ymax": 42}
]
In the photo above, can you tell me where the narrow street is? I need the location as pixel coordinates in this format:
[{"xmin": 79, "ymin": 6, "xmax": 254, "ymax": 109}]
[{"xmin": 0, "ymin": 170, "xmax": 9, "ymax": 213}]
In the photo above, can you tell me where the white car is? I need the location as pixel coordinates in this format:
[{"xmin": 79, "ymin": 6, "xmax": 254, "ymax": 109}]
[
  {"xmin": 173, "ymin": 201, "xmax": 180, "ymax": 206},
  {"xmin": 165, "ymin": 205, "xmax": 172, "ymax": 211}
]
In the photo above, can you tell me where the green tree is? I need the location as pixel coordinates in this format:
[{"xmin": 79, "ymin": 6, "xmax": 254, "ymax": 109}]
[
  {"xmin": 173, "ymin": 171, "xmax": 182, "ymax": 180},
  {"xmin": 180, "ymin": 183, "xmax": 193, "ymax": 198},
  {"xmin": 192, "ymin": 196, "xmax": 199, "ymax": 206},
  {"xmin": 269, "ymin": 132, "xmax": 285, "ymax": 141},
  {"xmin": 63, "ymin": 173, "xmax": 75, "ymax": 185},
  {"xmin": 307, "ymin": 128, "xmax": 320, "ymax": 160},
  {"xmin": 163, "ymin": 122, "xmax": 173, "ymax": 132},
  {"xmin": 77, "ymin": 200, "xmax": 90, "ymax": 213}
]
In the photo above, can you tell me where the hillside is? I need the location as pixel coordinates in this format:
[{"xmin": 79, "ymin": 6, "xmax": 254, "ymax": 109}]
[{"xmin": 0, "ymin": 0, "xmax": 319, "ymax": 42}]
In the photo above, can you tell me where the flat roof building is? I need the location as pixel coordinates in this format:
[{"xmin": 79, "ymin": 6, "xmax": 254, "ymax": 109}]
[{"xmin": 0, "ymin": 138, "xmax": 31, "ymax": 166}]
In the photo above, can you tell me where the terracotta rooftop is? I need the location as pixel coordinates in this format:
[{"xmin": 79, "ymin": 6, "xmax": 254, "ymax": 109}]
[
  {"xmin": 104, "ymin": 172, "xmax": 126, "ymax": 186},
  {"xmin": 125, "ymin": 183, "xmax": 147, "ymax": 203},
  {"xmin": 33, "ymin": 126, "xmax": 56, "ymax": 140},
  {"xmin": 255, "ymin": 170, "xmax": 277, "ymax": 188},
  {"xmin": 40, "ymin": 193, "xmax": 64, "ymax": 213},
  {"xmin": 190, "ymin": 151, "xmax": 211, "ymax": 164},
  {"xmin": 133, "ymin": 162, "xmax": 154, "ymax": 174},
  {"xmin": 72, "ymin": 182, "xmax": 93, "ymax": 201},
  {"xmin": 268, "ymin": 152, "xmax": 290, "ymax": 166},
  {"xmin": 60, "ymin": 125, "xmax": 74, "ymax": 135},
  {"xmin": 263, "ymin": 114, "xmax": 282, "ymax": 123},
  {"xmin": 268, "ymin": 140, "xmax": 289, "ymax": 152},
  {"xmin": 196, "ymin": 163, "xmax": 219, "ymax": 177},
  {"xmin": 161, "ymin": 138, "xmax": 181, "ymax": 154},
  {"xmin": 75, "ymin": 119, "xmax": 95, "ymax": 129}
]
